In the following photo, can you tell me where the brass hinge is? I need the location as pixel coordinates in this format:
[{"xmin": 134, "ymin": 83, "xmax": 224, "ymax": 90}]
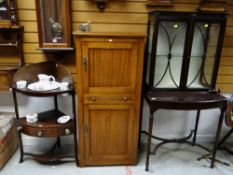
[
  {"xmin": 83, "ymin": 57, "xmax": 88, "ymax": 71},
  {"xmin": 84, "ymin": 124, "xmax": 89, "ymax": 135}
]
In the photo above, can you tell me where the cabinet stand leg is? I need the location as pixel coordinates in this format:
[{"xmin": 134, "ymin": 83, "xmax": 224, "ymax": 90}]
[
  {"xmin": 192, "ymin": 110, "xmax": 200, "ymax": 145},
  {"xmin": 145, "ymin": 111, "xmax": 154, "ymax": 171},
  {"xmin": 211, "ymin": 109, "xmax": 225, "ymax": 168}
]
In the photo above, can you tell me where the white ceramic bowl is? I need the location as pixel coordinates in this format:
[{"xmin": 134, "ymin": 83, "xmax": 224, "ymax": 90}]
[
  {"xmin": 26, "ymin": 113, "xmax": 38, "ymax": 123},
  {"xmin": 16, "ymin": 80, "xmax": 27, "ymax": 89},
  {"xmin": 57, "ymin": 116, "xmax": 70, "ymax": 124},
  {"xmin": 60, "ymin": 82, "xmax": 69, "ymax": 90}
]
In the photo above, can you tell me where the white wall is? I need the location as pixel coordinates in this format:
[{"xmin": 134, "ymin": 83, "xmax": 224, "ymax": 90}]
[
  {"xmin": 0, "ymin": 92, "xmax": 232, "ymax": 146},
  {"xmin": 141, "ymin": 94, "xmax": 233, "ymax": 144}
]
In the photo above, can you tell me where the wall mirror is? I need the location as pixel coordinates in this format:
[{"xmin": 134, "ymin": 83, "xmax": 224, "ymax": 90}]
[{"xmin": 35, "ymin": 0, "xmax": 71, "ymax": 50}]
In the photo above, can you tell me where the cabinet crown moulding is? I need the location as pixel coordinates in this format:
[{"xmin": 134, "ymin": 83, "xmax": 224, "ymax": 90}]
[
  {"xmin": 146, "ymin": 0, "xmax": 174, "ymax": 7},
  {"xmin": 94, "ymin": 0, "xmax": 109, "ymax": 12},
  {"xmin": 198, "ymin": 0, "xmax": 227, "ymax": 12}
]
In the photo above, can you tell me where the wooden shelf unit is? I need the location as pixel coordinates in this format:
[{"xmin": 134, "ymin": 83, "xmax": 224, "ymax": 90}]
[
  {"xmin": 0, "ymin": 26, "xmax": 24, "ymax": 91},
  {"xmin": 12, "ymin": 61, "xmax": 78, "ymax": 164}
]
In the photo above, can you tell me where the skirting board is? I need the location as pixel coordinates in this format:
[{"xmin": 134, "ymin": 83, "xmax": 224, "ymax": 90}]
[
  {"xmin": 21, "ymin": 134, "xmax": 233, "ymax": 146},
  {"xmin": 140, "ymin": 134, "xmax": 233, "ymax": 144}
]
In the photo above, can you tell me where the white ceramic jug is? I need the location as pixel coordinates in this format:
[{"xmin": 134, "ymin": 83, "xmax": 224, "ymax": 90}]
[
  {"xmin": 37, "ymin": 74, "xmax": 55, "ymax": 83},
  {"xmin": 37, "ymin": 74, "xmax": 55, "ymax": 86}
]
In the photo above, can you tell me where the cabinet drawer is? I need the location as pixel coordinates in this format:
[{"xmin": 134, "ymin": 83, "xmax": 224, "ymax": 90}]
[{"xmin": 84, "ymin": 94, "xmax": 135, "ymax": 104}]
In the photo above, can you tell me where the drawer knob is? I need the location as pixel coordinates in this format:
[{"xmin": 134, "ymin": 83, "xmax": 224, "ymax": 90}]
[
  {"xmin": 123, "ymin": 96, "xmax": 128, "ymax": 102},
  {"xmin": 91, "ymin": 96, "xmax": 96, "ymax": 101},
  {"xmin": 65, "ymin": 129, "xmax": 70, "ymax": 135},
  {"xmin": 37, "ymin": 131, "xmax": 42, "ymax": 137}
]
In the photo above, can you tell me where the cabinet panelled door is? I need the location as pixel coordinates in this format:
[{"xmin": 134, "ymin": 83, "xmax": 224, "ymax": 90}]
[{"xmin": 82, "ymin": 40, "xmax": 138, "ymax": 93}]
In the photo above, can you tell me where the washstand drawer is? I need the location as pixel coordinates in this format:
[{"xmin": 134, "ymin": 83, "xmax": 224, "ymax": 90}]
[
  {"xmin": 84, "ymin": 94, "xmax": 135, "ymax": 104},
  {"xmin": 22, "ymin": 125, "xmax": 73, "ymax": 137},
  {"xmin": 22, "ymin": 126, "xmax": 58, "ymax": 137}
]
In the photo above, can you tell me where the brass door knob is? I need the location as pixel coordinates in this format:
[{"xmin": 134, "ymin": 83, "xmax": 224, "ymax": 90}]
[
  {"xmin": 91, "ymin": 96, "xmax": 96, "ymax": 101},
  {"xmin": 123, "ymin": 96, "xmax": 128, "ymax": 102}
]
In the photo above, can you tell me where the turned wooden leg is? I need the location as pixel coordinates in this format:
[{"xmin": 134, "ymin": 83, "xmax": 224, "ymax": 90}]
[
  {"xmin": 192, "ymin": 110, "xmax": 200, "ymax": 145},
  {"xmin": 211, "ymin": 108, "xmax": 225, "ymax": 168},
  {"xmin": 17, "ymin": 130, "xmax": 24, "ymax": 163},
  {"xmin": 145, "ymin": 111, "xmax": 154, "ymax": 171}
]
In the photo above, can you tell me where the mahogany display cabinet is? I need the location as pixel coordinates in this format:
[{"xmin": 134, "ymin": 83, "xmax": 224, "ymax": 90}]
[
  {"xmin": 142, "ymin": 11, "xmax": 229, "ymax": 171},
  {"xmin": 144, "ymin": 11, "xmax": 227, "ymax": 91}
]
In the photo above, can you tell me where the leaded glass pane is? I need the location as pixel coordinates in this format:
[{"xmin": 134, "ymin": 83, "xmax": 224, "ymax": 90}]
[
  {"xmin": 187, "ymin": 23, "xmax": 220, "ymax": 88},
  {"xmin": 153, "ymin": 22, "xmax": 186, "ymax": 88}
]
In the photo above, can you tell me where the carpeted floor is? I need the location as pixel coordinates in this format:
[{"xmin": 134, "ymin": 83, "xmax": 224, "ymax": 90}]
[{"xmin": 1, "ymin": 143, "xmax": 233, "ymax": 175}]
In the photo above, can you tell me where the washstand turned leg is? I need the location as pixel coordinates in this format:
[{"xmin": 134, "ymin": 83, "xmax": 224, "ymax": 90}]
[
  {"xmin": 12, "ymin": 90, "xmax": 24, "ymax": 163},
  {"xmin": 17, "ymin": 130, "xmax": 24, "ymax": 163}
]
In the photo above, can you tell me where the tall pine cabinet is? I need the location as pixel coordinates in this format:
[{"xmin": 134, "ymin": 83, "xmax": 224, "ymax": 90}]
[{"xmin": 74, "ymin": 33, "xmax": 146, "ymax": 166}]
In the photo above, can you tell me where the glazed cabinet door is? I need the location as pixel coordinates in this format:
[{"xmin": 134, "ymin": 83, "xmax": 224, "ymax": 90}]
[
  {"xmin": 81, "ymin": 39, "xmax": 138, "ymax": 93},
  {"xmin": 83, "ymin": 104, "xmax": 137, "ymax": 165}
]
